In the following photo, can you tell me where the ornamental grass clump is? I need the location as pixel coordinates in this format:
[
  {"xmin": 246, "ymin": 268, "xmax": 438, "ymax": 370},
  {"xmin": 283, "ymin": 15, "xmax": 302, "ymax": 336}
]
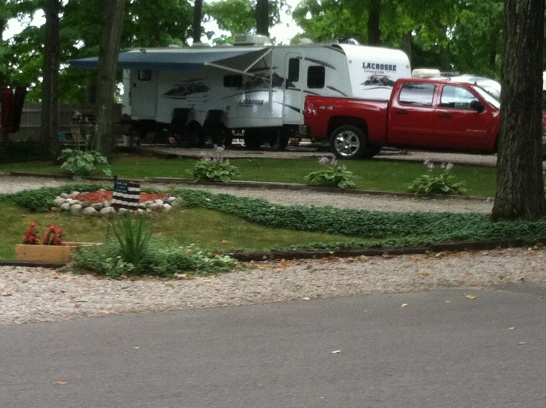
[
  {"xmin": 187, "ymin": 153, "xmax": 240, "ymax": 182},
  {"xmin": 408, "ymin": 160, "xmax": 466, "ymax": 196},
  {"xmin": 304, "ymin": 156, "xmax": 358, "ymax": 189},
  {"xmin": 109, "ymin": 213, "xmax": 152, "ymax": 267}
]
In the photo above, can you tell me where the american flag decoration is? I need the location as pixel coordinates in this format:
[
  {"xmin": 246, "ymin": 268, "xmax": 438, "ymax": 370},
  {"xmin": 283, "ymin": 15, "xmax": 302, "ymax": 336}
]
[{"xmin": 111, "ymin": 178, "xmax": 141, "ymax": 210}]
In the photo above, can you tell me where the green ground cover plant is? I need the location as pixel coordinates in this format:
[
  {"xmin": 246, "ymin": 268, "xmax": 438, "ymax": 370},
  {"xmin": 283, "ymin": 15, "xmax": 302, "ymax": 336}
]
[
  {"xmin": 0, "ymin": 152, "xmax": 498, "ymax": 197},
  {"xmin": 174, "ymin": 189, "xmax": 546, "ymax": 249}
]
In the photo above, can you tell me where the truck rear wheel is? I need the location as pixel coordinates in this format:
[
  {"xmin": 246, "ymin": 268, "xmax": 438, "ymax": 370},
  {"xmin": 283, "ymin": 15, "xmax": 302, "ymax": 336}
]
[{"xmin": 330, "ymin": 125, "xmax": 366, "ymax": 159}]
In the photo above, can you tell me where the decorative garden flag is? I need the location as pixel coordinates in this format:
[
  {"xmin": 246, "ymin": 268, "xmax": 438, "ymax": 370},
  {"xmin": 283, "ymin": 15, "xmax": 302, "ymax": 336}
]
[{"xmin": 112, "ymin": 178, "xmax": 141, "ymax": 210}]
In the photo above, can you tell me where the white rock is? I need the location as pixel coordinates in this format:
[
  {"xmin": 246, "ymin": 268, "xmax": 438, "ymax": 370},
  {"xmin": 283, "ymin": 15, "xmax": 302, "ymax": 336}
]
[
  {"xmin": 53, "ymin": 197, "xmax": 66, "ymax": 206},
  {"xmin": 70, "ymin": 204, "xmax": 83, "ymax": 214},
  {"xmin": 60, "ymin": 203, "xmax": 71, "ymax": 211},
  {"xmin": 162, "ymin": 203, "xmax": 172, "ymax": 211},
  {"xmin": 100, "ymin": 207, "xmax": 116, "ymax": 215},
  {"xmin": 82, "ymin": 207, "xmax": 98, "ymax": 215}
]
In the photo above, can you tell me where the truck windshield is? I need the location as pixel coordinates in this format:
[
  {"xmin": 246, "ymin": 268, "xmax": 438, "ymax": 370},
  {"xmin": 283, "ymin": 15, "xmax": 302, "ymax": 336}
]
[{"xmin": 472, "ymin": 85, "xmax": 500, "ymax": 109}]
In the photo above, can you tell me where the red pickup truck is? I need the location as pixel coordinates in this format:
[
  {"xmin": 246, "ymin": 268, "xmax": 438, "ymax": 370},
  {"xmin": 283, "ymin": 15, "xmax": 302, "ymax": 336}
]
[{"xmin": 300, "ymin": 77, "xmax": 501, "ymax": 159}]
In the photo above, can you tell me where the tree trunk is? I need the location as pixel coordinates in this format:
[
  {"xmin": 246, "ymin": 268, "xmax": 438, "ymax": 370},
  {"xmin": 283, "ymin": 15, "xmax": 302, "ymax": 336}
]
[
  {"xmin": 95, "ymin": 0, "xmax": 126, "ymax": 159},
  {"xmin": 367, "ymin": 0, "xmax": 381, "ymax": 45},
  {"xmin": 192, "ymin": 0, "xmax": 203, "ymax": 44},
  {"xmin": 40, "ymin": 0, "xmax": 61, "ymax": 161},
  {"xmin": 492, "ymin": 0, "xmax": 546, "ymax": 220},
  {"xmin": 256, "ymin": 0, "xmax": 269, "ymax": 36}
]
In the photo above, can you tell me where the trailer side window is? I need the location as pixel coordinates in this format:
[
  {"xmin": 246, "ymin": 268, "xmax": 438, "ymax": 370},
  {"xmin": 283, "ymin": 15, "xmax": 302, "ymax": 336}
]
[
  {"xmin": 288, "ymin": 58, "xmax": 300, "ymax": 82},
  {"xmin": 138, "ymin": 70, "xmax": 152, "ymax": 81},
  {"xmin": 224, "ymin": 75, "xmax": 243, "ymax": 88},
  {"xmin": 398, "ymin": 82, "xmax": 434, "ymax": 106},
  {"xmin": 307, "ymin": 66, "xmax": 325, "ymax": 89}
]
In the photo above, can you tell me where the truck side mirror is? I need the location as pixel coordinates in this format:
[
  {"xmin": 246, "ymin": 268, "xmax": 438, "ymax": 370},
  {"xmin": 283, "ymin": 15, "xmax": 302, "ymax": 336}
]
[{"xmin": 470, "ymin": 100, "xmax": 485, "ymax": 112}]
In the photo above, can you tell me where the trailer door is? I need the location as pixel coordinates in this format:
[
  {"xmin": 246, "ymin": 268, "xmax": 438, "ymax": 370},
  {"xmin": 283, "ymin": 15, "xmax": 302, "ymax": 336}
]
[
  {"xmin": 282, "ymin": 53, "xmax": 304, "ymax": 125},
  {"xmin": 130, "ymin": 69, "xmax": 158, "ymax": 120}
]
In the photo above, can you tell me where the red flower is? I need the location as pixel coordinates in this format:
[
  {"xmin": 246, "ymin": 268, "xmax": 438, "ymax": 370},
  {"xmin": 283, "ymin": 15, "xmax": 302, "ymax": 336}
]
[{"xmin": 22, "ymin": 222, "xmax": 65, "ymax": 246}]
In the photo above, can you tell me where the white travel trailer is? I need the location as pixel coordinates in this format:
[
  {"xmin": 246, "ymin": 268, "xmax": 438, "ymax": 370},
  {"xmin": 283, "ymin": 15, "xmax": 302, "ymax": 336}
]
[{"xmin": 70, "ymin": 35, "xmax": 411, "ymax": 148}]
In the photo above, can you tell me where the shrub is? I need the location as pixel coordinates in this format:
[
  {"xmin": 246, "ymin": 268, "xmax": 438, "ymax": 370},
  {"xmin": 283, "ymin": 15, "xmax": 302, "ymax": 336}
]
[
  {"xmin": 187, "ymin": 153, "xmax": 240, "ymax": 182},
  {"xmin": 59, "ymin": 148, "xmax": 112, "ymax": 180},
  {"xmin": 304, "ymin": 156, "xmax": 357, "ymax": 189},
  {"xmin": 72, "ymin": 239, "xmax": 238, "ymax": 278},
  {"xmin": 408, "ymin": 160, "xmax": 466, "ymax": 195}
]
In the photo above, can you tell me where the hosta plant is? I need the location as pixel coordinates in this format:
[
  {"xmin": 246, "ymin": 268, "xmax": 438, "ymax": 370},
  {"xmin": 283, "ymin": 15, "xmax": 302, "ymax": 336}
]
[
  {"xmin": 304, "ymin": 156, "xmax": 357, "ymax": 189},
  {"xmin": 59, "ymin": 148, "xmax": 112, "ymax": 180},
  {"xmin": 408, "ymin": 160, "xmax": 466, "ymax": 196},
  {"xmin": 188, "ymin": 153, "xmax": 240, "ymax": 182}
]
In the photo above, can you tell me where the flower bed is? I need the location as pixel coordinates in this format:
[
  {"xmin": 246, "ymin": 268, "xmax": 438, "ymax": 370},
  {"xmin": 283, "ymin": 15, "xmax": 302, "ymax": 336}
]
[{"xmin": 53, "ymin": 189, "xmax": 177, "ymax": 215}]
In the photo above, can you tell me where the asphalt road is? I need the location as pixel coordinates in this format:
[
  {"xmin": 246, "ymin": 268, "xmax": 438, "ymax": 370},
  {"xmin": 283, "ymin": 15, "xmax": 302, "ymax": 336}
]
[{"xmin": 2, "ymin": 283, "xmax": 546, "ymax": 408}]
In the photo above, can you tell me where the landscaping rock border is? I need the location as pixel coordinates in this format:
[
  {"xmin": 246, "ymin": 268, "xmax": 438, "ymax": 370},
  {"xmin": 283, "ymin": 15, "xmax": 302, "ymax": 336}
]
[{"xmin": 52, "ymin": 190, "xmax": 178, "ymax": 215}]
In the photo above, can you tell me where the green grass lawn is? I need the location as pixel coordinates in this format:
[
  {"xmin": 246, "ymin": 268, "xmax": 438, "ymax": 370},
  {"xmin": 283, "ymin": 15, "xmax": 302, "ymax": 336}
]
[
  {"xmin": 0, "ymin": 198, "xmax": 356, "ymax": 260},
  {"xmin": 0, "ymin": 152, "xmax": 498, "ymax": 197}
]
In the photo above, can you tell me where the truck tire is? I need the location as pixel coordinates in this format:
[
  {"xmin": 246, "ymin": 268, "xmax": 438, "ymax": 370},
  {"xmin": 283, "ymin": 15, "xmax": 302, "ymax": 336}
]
[{"xmin": 330, "ymin": 125, "xmax": 367, "ymax": 159}]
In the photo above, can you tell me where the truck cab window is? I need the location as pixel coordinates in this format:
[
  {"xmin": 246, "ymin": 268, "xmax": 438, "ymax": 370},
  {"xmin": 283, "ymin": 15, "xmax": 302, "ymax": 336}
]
[
  {"xmin": 223, "ymin": 75, "xmax": 243, "ymax": 88},
  {"xmin": 398, "ymin": 82, "xmax": 434, "ymax": 106},
  {"xmin": 138, "ymin": 70, "xmax": 152, "ymax": 81},
  {"xmin": 307, "ymin": 66, "xmax": 325, "ymax": 89},
  {"xmin": 288, "ymin": 58, "xmax": 300, "ymax": 82},
  {"xmin": 440, "ymin": 85, "xmax": 477, "ymax": 110}
]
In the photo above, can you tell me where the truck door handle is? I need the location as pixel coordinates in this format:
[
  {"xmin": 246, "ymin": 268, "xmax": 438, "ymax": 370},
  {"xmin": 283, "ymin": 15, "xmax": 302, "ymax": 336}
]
[
  {"xmin": 394, "ymin": 110, "xmax": 408, "ymax": 115},
  {"xmin": 438, "ymin": 113, "xmax": 451, "ymax": 118}
]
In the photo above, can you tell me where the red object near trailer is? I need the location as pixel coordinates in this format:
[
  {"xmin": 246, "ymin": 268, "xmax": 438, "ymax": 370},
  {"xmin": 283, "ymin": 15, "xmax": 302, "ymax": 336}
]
[{"xmin": 301, "ymin": 77, "xmax": 501, "ymax": 159}]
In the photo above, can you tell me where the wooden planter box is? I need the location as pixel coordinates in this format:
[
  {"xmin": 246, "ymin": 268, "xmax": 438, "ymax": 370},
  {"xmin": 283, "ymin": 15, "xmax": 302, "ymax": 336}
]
[{"xmin": 15, "ymin": 242, "xmax": 99, "ymax": 263}]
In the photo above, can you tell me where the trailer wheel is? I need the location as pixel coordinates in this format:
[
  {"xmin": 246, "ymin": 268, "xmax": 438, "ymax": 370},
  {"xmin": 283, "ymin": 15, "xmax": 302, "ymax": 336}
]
[
  {"xmin": 244, "ymin": 130, "xmax": 263, "ymax": 150},
  {"xmin": 330, "ymin": 125, "xmax": 367, "ymax": 159},
  {"xmin": 268, "ymin": 133, "xmax": 289, "ymax": 151},
  {"xmin": 186, "ymin": 123, "xmax": 204, "ymax": 148}
]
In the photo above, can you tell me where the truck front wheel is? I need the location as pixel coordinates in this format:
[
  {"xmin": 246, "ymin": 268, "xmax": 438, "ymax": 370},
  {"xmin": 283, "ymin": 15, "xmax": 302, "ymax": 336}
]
[{"xmin": 330, "ymin": 125, "xmax": 366, "ymax": 159}]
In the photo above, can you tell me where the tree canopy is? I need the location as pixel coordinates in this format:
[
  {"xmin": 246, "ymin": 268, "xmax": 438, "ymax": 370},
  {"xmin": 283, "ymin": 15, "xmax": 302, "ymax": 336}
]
[{"xmin": 0, "ymin": 0, "xmax": 518, "ymax": 103}]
